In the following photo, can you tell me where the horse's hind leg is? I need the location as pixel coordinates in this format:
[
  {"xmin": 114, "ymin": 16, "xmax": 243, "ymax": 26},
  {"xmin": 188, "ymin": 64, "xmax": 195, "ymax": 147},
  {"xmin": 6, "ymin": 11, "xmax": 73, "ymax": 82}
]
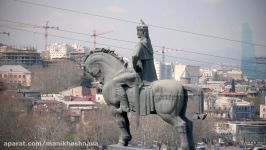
[
  {"xmin": 158, "ymin": 113, "xmax": 189, "ymax": 150},
  {"xmin": 181, "ymin": 116, "xmax": 194, "ymax": 150},
  {"xmin": 179, "ymin": 89, "xmax": 195, "ymax": 150},
  {"xmin": 111, "ymin": 106, "xmax": 132, "ymax": 146}
]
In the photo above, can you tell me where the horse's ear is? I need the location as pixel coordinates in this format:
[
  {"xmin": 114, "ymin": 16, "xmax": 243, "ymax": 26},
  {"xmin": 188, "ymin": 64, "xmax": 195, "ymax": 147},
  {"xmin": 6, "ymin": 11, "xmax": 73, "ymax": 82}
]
[
  {"xmin": 124, "ymin": 62, "xmax": 128, "ymax": 68},
  {"xmin": 121, "ymin": 57, "xmax": 128, "ymax": 68}
]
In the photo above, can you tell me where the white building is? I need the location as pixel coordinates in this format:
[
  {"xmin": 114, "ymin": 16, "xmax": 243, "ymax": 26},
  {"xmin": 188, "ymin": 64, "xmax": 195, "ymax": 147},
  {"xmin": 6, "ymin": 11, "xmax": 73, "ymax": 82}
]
[
  {"xmin": 203, "ymin": 81, "xmax": 226, "ymax": 92},
  {"xmin": 260, "ymin": 96, "xmax": 266, "ymax": 119},
  {"xmin": 70, "ymin": 44, "xmax": 86, "ymax": 53},
  {"xmin": 225, "ymin": 69, "xmax": 243, "ymax": 80},
  {"xmin": 173, "ymin": 64, "xmax": 199, "ymax": 84},
  {"xmin": 200, "ymin": 68, "xmax": 214, "ymax": 79},
  {"xmin": 63, "ymin": 101, "xmax": 96, "ymax": 110},
  {"xmin": 0, "ymin": 65, "xmax": 31, "ymax": 86},
  {"xmin": 214, "ymin": 121, "xmax": 266, "ymax": 144},
  {"xmin": 96, "ymin": 94, "xmax": 106, "ymax": 104},
  {"xmin": 154, "ymin": 60, "xmax": 172, "ymax": 80},
  {"xmin": 209, "ymin": 97, "xmax": 255, "ymax": 119},
  {"xmin": 60, "ymin": 86, "xmax": 96, "ymax": 97},
  {"xmin": 41, "ymin": 94, "xmax": 96, "ymax": 110},
  {"xmin": 224, "ymin": 84, "xmax": 249, "ymax": 93},
  {"xmin": 154, "ymin": 60, "xmax": 161, "ymax": 79},
  {"xmin": 47, "ymin": 43, "xmax": 69, "ymax": 59}
]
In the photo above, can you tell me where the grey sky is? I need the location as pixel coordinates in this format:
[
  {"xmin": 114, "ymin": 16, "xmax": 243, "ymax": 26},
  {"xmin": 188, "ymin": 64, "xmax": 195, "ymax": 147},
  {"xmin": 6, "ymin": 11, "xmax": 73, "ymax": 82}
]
[{"xmin": 0, "ymin": 0, "xmax": 265, "ymax": 67}]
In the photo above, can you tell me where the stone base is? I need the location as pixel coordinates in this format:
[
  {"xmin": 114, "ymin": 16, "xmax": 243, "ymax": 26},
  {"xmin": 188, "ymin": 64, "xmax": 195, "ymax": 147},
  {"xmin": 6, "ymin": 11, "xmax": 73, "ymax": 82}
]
[{"xmin": 107, "ymin": 145, "xmax": 155, "ymax": 150}]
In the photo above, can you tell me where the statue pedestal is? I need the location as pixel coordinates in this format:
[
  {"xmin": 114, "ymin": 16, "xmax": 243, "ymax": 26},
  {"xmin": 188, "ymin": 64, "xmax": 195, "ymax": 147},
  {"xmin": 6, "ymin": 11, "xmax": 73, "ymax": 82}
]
[{"xmin": 108, "ymin": 145, "xmax": 155, "ymax": 150}]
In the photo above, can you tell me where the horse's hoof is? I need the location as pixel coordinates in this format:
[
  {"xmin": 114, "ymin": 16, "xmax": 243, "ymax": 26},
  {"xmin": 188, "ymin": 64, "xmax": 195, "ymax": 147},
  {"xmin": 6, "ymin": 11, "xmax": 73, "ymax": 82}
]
[
  {"xmin": 178, "ymin": 147, "xmax": 188, "ymax": 150},
  {"xmin": 117, "ymin": 140, "xmax": 129, "ymax": 146},
  {"xmin": 202, "ymin": 113, "xmax": 207, "ymax": 120},
  {"xmin": 193, "ymin": 113, "xmax": 207, "ymax": 120},
  {"xmin": 116, "ymin": 142, "xmax": 126, "ymax": 146}
]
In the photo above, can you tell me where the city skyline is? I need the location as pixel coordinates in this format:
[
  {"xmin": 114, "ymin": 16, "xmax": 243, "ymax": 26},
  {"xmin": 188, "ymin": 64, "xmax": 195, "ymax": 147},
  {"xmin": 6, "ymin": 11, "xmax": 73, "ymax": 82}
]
[{"xmin": 0, "ymin": 0, "xmax": 266, "ymax": 67}]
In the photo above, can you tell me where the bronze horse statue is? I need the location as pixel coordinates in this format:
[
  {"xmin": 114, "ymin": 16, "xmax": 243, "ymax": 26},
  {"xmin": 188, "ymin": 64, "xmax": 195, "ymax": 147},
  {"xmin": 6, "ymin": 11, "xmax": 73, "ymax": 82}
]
[{"xmin": 84, "ymin": 48, "xmax": 206, "ymax": 150}]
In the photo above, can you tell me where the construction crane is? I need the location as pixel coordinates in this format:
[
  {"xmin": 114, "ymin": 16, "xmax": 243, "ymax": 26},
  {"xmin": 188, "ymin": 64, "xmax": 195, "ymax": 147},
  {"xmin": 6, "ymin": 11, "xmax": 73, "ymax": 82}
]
[
  {"xmin": 0, "ymin": 32, "xmax": 10, "ymax": 36},
  {"xmin": 43, "ymin": 21, "xmax": 59, "ymax": 51},
  {"xmin": 34, "ymin": 21, "xmax": 59, "ymax": 51},
  {"xmin": 91, "ymin": 30, "xmax": 113, "ymax": 50}
]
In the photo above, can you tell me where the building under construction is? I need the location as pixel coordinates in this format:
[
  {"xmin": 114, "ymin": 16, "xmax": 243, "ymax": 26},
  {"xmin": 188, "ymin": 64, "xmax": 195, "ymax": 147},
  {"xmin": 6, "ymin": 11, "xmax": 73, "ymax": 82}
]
[{"xmin": 0, "ymin": 44, "xmax": 42, "ymax": 65}]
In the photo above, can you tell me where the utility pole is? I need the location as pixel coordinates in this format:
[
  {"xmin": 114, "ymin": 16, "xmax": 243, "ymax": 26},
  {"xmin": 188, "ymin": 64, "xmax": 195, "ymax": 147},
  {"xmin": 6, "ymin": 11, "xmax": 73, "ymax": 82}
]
[{"xmin": 91, "ymin": 30, "xmax": 113, "ymax": 50}]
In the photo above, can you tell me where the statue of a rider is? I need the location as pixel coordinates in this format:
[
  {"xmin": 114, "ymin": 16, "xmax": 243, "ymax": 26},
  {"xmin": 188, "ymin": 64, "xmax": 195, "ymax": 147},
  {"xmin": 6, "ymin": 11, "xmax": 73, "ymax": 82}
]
[
  {"xmin": 113, "ymin": 20, "xmax": 157, "ymax": 113},
  {"xmin": 132, "ymin": 19, "xmax": 157, "ymax": 84}
]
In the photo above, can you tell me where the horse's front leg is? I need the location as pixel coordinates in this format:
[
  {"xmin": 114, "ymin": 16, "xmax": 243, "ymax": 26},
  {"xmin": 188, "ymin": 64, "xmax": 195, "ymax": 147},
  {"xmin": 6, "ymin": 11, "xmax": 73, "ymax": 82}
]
[{"xmin": 111, "ymin": 106, "xmax": 132, "ymax": 146}]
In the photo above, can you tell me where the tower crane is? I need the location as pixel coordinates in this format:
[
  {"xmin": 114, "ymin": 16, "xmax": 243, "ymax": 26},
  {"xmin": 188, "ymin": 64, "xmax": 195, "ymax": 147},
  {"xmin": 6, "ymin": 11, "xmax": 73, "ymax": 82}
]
[
  {"xmin": 34, "ymin": 21, "xmax": 59, "ymax": 51},
  {"xmin": 42, "ymin": 21, "xmax": 59, "ymax": 51},
  {"xmin": 91, "ymin": 30, "xmax": 113, "ymax": 50}
]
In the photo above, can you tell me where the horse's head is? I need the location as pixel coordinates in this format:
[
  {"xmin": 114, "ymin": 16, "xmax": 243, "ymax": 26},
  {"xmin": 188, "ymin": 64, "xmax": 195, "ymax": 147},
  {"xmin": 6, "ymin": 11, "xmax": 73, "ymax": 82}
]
[{"xmin": 84, "ymin": 48, "xmax": 128, "ymax": 84}]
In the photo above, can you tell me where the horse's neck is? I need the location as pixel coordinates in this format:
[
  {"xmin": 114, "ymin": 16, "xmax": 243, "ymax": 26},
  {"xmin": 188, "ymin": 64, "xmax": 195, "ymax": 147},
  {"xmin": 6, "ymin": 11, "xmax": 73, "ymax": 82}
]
[
  {"xmin": 95, "ymin": 53, "xmax": 126, "ymax": 84},
  {"xmin": 102, "ymin": 67, "xmax": 126, "ymax": 84}
]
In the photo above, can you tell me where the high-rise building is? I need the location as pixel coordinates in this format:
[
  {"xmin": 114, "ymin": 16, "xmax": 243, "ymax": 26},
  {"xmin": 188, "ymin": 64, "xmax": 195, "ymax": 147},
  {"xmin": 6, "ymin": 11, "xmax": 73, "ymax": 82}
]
[
  {"xmin": 256, "ymin": 57, "xmax": 266, "ymax": 79},
  {"xmin": 241, "ymin": 23, "xmax": 257, "ymax": 79},
  {"xmin": 154, "ymin": 60, "xmax": 172, "ymax": 80},
  {"xmin": 161, "ymin": 62, "xmax": 172, "ymax": 80}
]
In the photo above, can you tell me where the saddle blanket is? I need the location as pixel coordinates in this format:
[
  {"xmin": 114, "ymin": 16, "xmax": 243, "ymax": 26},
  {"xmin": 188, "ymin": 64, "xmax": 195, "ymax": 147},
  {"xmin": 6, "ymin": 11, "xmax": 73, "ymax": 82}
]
[{"xmin": 127, "ymin": 86, "xmax": 156, "ymax": 116}]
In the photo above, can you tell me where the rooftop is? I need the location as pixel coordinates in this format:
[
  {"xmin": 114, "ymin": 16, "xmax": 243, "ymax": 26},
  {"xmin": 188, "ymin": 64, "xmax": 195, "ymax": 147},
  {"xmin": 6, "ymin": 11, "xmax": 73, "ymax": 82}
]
[
  {"xmin": 181, "ymin": 69, "xmax": 191, "ymax": 79},
  {"xmin": 219, "ymin": 92, "xmax": 247, "ymax": 96},
  {"xmin": 0, "ymin": 65, "xmax": 31, "ymax": 73}
]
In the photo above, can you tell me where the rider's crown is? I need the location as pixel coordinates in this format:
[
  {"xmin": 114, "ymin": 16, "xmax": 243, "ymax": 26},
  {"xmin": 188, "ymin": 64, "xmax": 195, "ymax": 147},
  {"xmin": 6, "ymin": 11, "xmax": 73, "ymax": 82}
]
[{"xmin": 137, "ymin": 19, "xmax": 148, "ymax": 32}]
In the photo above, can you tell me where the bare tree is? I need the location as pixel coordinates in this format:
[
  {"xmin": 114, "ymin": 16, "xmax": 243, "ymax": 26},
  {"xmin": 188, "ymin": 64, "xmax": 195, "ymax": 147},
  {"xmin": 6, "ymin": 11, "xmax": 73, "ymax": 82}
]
[{"xmin": 28, "ymin": 60, "xmax": 82, "ymax": 93}]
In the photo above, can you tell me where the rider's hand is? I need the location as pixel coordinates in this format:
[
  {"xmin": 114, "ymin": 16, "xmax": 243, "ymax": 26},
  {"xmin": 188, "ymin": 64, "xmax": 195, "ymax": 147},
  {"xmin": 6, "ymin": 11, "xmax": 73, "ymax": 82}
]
[{"xmin": 136, "ymin": 61, "xmax": 142, "ymax": 72}]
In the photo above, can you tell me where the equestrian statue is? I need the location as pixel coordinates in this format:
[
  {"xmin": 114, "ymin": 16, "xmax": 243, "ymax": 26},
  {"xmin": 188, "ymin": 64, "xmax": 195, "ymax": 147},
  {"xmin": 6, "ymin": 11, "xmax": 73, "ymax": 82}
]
[{"xmin": 84, "ymin": 20, "xmax": 207, "ymax": 150}]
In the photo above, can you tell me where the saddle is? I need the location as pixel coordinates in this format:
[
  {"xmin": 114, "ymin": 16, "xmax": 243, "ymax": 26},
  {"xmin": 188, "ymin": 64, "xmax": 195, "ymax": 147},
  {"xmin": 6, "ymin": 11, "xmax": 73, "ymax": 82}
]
[{"xmin": 126, "ymin": 85, "xmax": 156, "ymax": 116}]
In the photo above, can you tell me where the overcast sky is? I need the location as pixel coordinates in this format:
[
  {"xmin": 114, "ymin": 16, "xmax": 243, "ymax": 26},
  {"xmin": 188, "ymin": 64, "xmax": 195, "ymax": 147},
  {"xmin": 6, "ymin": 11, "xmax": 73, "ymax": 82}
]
[{"xmin": 0, "ymin": 0, "xmax": 265, "ymax": 67}]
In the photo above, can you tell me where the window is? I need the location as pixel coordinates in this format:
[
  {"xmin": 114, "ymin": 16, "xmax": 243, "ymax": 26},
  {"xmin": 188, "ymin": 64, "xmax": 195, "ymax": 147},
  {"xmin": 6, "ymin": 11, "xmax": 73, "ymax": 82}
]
[
  {"xmin": 19, "ymin": 75, "xmax": 21, "ymax": 78},
  {"xmin": 4, "ymin": 74, "xmax": 7, "ymax": 78},
  {"xmin": 14, "ymin": 75, "xmax": 17, "ymax": 78},
  {"xmin": 0, "ymin": 74, "xmax": 2, "ymax": 78},
  {"xmin": 10, "ymin": 74, "xmax": 13, "ymax": 78},
  {"xmin": 263, "ymin": 108, "xmax": 265, "ymax": 112},
  {"xmin": 23, "ymin": 75, "xmax": 25, "ymax": 78}
]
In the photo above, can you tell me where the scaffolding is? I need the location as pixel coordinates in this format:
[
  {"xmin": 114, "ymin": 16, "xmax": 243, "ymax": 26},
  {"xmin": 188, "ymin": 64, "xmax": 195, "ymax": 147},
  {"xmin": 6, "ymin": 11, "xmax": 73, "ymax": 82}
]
[{"xmin": 0, "ymin": 46, "xmax": 42, "ymax": 65}]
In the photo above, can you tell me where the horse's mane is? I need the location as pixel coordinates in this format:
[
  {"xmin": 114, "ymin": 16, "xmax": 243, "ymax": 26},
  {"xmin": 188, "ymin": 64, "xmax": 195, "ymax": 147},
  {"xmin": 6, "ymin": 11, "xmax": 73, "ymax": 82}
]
[{"xmin": 85, "ymin": 48, "xmax": 127, "ymax": 65}]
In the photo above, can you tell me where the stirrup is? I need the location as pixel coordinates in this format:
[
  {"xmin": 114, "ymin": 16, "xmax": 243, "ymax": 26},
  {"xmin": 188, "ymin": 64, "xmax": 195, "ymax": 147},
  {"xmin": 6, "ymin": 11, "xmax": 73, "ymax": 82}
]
[{"xmin": 116, "ymin": 106, "xmax": 130, "ymax": 113}]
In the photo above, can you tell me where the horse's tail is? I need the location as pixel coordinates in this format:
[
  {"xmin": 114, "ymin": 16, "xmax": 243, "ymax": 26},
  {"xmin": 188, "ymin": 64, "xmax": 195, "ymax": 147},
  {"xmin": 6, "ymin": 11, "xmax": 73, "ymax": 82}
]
[{"xmin": 182, "ymin": 84, "xmax": 207, "ymax": 120}]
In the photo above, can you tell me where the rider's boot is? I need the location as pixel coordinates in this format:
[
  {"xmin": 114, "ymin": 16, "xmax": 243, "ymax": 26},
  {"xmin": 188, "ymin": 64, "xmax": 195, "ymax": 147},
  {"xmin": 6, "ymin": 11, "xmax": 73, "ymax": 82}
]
[{"xmin": 117, "ymin": 98, "xmax": 130, "ymax": 113}]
